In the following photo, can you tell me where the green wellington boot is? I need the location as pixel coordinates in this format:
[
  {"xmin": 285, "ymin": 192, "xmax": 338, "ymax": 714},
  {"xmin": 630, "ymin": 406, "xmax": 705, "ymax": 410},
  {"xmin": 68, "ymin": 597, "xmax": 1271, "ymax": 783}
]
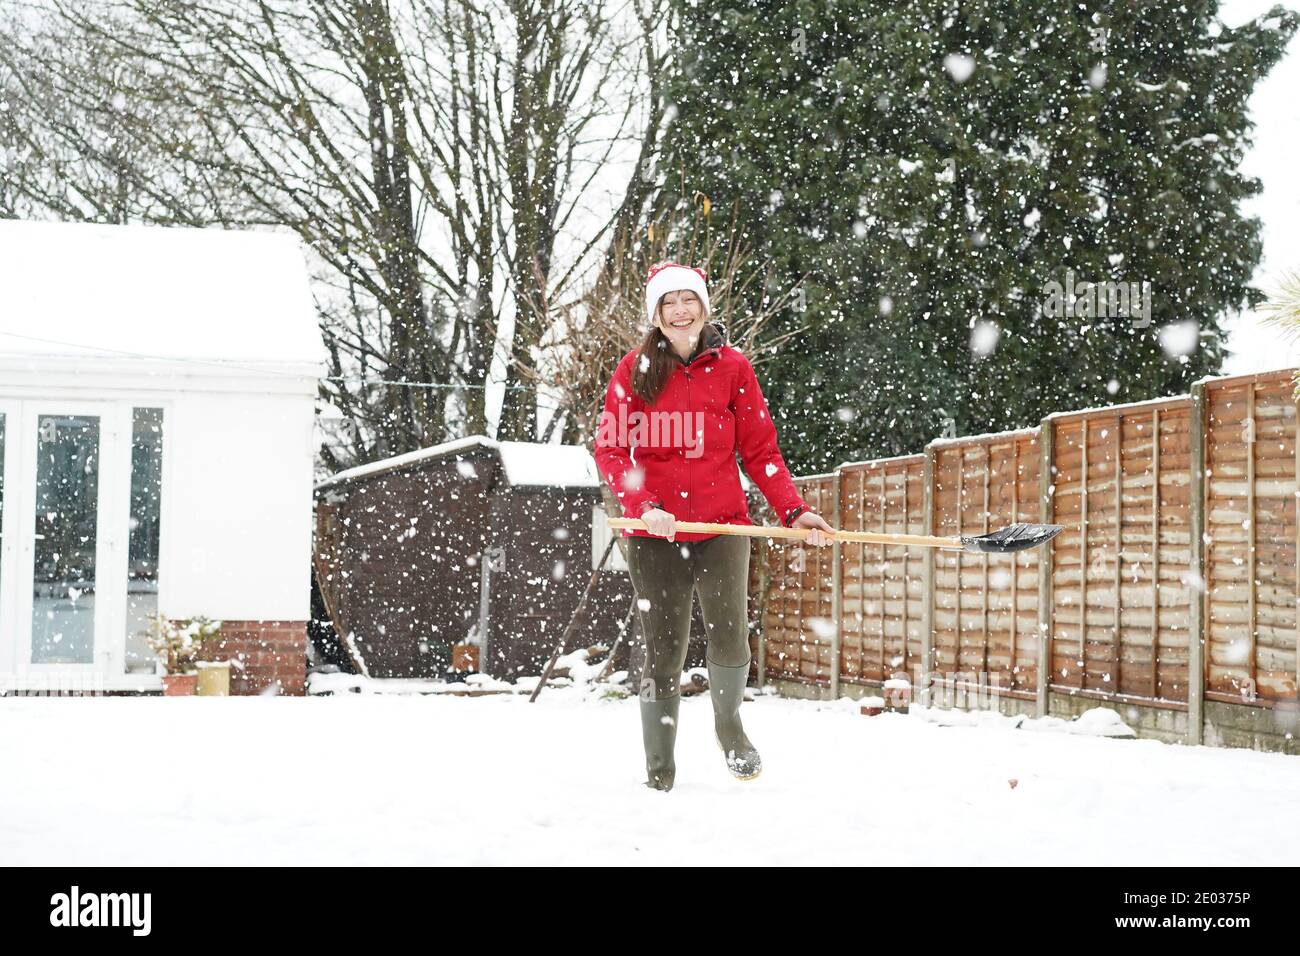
[
  {"xmin": 708, "ymin": 658, "xmax": 762, "ymax": 780},
  {"xmin": 639, "ymin": 693, "xmax": 680, "ymax": 791}
]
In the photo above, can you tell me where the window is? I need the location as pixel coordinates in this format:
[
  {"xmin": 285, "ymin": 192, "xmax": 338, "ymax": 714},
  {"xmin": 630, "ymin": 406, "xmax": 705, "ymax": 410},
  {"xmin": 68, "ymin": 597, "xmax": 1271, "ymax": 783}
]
[
  {"xmin": 124, "ymin": 408, "xmax": 164, "ymax": 674},
  {"xmin": 31, "ymin": 414, "xmax": 100, "ymax": 663}
]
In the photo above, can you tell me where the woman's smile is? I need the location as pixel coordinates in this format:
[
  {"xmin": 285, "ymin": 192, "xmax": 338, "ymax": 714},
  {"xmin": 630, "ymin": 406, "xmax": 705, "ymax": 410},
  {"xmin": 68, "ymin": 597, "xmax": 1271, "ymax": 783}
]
[{"xmin": 657, "ymin": 290, "xmax": 705, "ymax": 359}]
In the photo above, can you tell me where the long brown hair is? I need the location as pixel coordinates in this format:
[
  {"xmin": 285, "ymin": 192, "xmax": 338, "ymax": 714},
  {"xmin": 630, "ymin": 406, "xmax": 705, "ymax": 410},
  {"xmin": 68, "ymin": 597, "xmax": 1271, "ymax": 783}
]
[{"xmin": 632, "ymin": 294, "xmax": 713, "ymax": 405}]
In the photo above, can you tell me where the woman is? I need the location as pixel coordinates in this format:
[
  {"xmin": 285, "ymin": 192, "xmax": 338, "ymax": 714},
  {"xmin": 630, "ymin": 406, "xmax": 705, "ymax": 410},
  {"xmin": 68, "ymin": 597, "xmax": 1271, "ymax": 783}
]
[{"xmin": 593, "ymin": 261, "xmax": 836, "ymax": 791}]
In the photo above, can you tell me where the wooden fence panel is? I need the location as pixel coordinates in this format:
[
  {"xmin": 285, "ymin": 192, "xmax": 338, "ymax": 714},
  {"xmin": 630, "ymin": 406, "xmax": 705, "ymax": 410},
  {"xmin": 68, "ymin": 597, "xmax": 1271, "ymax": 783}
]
[
  {"xmin": 762, "ymin": 474, "xmax": 838, "ymax": 685},
  {"xmin": 1203, "ymin": 371, "xmax": 1299, "ymax": 705},
  {"xmin": 932, "ymin": 430, "xmax": 1041, "ymax": 696},
  {"xmin": 1047, "ymin": 397, "xmax": 1193, "ymax": 704},
  {"xmin": 838, "ymin": 456, "xmax": 926, "ymax": 686}
]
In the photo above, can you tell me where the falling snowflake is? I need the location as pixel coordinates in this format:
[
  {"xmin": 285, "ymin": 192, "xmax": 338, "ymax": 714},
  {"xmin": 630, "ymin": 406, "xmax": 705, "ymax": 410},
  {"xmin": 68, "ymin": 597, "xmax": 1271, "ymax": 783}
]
[
  {"xmin": 806, "ymin": 617, "xmax": 836, "ymax": 639},
  {"xmin": 944, "ymin": 53, "xmax": 975, "ymax": 83},
  {"xmin": 1159, "ymin": 320, "xmax": 1199, "ymax": 357},
  {"xmin": 971, "ymin": 321, "xmax": 1000, "ymax": 357}
]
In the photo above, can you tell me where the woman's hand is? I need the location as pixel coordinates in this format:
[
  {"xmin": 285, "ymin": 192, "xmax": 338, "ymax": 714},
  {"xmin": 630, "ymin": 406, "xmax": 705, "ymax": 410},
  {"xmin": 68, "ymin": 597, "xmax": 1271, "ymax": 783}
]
[
  {"xmin": 641, "ymin": 507, "xmax": 678, "ymax": 541},
  {"xmin": 791, "ymin": 510, "xmax": 835, "ymax": 547}
]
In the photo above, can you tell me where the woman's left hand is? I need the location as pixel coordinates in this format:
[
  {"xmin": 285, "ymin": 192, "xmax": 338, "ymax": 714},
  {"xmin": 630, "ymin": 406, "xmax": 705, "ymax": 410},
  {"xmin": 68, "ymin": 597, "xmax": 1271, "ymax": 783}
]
[{"xmin": 791, "ymin": 510, "xmax": 836, "ymax": 547}]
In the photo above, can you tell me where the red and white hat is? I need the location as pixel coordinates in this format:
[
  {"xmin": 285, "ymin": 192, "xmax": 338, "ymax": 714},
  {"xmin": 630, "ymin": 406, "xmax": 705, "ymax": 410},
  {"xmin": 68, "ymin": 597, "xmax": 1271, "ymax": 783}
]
[{"xmin": 645, "ymin": 262, "xmax": 710, "ymax": 327}]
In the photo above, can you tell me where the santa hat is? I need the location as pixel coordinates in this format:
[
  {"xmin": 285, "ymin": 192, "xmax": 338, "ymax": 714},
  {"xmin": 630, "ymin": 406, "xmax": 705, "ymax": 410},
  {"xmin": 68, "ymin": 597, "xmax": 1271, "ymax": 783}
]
[{"xmin": 645, "ymin": 262, "xmax": 710, "ymax": 327}]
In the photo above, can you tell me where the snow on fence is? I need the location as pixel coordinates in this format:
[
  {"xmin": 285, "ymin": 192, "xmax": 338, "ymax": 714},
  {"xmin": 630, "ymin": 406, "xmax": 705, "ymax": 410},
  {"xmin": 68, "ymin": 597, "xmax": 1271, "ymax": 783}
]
[{"xmin": 759, "ymin": 367, "xmax": 1300, "ymax": 750}]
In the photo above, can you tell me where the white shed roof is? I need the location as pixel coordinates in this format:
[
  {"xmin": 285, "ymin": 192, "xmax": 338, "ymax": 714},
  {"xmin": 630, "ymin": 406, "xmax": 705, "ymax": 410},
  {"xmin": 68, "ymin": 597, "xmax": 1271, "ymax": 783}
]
[
  {"xmin": 315, "ymin": 434, "xmax": 757, "ymax": 494},
  {"xmin": 498, "ymin": 440, "xmax": 601, "ymax": 488},
  {"xmin": 315, "ymin": 435, "xmax": 603, "ymax": 492},
  {"xmin": 0, "ymin": 218, "xmax": 326, "ymax": 371}
]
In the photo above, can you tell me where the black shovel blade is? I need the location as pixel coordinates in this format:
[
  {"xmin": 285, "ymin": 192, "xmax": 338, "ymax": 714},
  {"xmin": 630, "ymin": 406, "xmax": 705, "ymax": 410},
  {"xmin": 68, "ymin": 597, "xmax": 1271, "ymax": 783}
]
[{"xmin": 960, "ymin": 523, "xmax": 1066, "ymax": 554}]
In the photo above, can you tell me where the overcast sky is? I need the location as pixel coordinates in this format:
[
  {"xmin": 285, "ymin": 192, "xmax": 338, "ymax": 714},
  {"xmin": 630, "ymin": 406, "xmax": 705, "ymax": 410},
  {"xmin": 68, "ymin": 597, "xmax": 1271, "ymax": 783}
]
[{"xmin": 1218, "ymin": 0, "xmax": 1300, "ymax": 374}]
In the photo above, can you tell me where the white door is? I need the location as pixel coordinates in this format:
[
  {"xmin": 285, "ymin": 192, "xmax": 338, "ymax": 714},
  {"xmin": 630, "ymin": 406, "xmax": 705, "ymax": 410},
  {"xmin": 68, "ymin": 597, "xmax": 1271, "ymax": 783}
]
[{"xmin": 0, "ymin": 400, "xmax": 134, "ymax": 693}]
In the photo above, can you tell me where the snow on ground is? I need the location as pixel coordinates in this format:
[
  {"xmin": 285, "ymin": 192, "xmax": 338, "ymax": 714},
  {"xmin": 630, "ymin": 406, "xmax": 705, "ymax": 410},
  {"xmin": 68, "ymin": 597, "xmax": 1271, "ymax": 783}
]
[{"xmin": 1, "ymin": 689, "xmax": 1297, "ymax": 865}]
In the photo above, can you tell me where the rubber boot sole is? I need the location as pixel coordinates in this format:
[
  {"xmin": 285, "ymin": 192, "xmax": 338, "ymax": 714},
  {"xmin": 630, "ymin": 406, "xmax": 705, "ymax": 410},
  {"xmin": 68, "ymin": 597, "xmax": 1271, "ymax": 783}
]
[{"xmin": 716, "ymin": 734, "xmax": 762, "ymax": 780}]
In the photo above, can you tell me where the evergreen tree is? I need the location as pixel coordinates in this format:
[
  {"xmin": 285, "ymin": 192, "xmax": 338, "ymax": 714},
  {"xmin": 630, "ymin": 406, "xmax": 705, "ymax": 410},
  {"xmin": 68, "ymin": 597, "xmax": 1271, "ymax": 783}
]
[{"xmin": 658, "ymin": 0, "xmax": 1298, "ymax": 473}]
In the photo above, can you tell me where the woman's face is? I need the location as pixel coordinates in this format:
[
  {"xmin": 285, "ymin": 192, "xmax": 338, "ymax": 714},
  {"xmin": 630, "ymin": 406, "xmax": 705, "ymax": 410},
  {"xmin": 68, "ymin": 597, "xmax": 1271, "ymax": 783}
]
[{"xmin": 654, "ymin": 289, "xmax": 706, "ymax": 351}]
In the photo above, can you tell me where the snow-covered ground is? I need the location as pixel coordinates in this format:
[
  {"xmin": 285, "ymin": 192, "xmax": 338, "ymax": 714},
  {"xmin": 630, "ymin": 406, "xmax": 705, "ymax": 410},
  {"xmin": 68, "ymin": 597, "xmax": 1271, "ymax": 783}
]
[{"xmin": 2, "ymin": 686, "xmax": 1298, "ymax": 866}]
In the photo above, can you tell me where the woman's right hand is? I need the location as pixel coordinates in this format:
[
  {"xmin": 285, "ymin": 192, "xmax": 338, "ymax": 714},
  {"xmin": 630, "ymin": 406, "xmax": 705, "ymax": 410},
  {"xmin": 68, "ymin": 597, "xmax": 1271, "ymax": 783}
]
[{"xmin": 641, "ymin": 507, "xmax": 677, "ymax": 541}]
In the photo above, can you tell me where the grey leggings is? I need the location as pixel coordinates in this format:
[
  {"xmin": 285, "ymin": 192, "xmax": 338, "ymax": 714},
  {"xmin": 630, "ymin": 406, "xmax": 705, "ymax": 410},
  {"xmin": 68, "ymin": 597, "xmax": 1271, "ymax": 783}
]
[{"xmin": 626, "ymin": 534, "xmax": 752, "ymax": 700}]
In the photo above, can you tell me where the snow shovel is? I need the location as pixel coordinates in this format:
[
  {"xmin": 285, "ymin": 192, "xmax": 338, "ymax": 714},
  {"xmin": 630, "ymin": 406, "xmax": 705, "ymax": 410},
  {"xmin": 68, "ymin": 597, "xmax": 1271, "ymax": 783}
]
[{"xmin": 606, "ymin": 517, "xmax": 1064, "ymax": 553}]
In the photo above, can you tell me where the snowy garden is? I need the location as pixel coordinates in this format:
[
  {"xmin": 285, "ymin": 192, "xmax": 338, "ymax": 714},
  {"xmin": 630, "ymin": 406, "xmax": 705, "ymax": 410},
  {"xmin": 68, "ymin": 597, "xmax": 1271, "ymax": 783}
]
[
  {"xmin": 4, "ymin": 675, "xmax": 1299, "ymax": 865},
  {"xmin": 3, "ymin": 0, "xmax": 1300, "ymax": 887}
]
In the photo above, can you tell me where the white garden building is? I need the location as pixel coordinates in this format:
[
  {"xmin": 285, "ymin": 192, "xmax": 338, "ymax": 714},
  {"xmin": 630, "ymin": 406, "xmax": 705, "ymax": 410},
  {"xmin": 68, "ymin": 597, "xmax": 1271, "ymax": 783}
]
[{"xmin": 0, "ymin": 219, "xmax": 325, "ymax": 694}]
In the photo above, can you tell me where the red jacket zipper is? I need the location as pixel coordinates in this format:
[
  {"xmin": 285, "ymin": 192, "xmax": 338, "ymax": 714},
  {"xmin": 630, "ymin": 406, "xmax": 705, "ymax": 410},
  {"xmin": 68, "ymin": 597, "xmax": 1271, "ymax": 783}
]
[{"xmin": 684, "ymin": 365, "xmax": 693, "ymax": 524}]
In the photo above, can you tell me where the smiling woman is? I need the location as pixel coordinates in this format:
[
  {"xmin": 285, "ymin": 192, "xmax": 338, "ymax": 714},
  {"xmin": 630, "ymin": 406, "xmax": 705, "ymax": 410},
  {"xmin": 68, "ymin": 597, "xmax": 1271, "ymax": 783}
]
[{"xmin": 592, "ymin": 260, "xmax": 837, "ymax": 792}]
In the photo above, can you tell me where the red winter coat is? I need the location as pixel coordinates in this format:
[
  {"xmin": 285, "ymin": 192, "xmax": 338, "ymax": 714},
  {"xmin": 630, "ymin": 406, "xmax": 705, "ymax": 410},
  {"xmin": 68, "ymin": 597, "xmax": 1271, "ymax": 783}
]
[{"xmin": 593, "ymin": 322, "xmax": 809, "ymax": 541}]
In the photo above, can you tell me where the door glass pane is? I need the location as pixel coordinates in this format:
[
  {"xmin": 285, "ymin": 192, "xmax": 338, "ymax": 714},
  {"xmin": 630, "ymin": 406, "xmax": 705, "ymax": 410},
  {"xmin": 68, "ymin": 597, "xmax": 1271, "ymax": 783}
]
[
  {"xmin": 31, "ymin": 414, "xmax": 99, "ymax": 664},
  {"xmin": 125, "ymin": 408, "xmax": 163, "ymax": 673}
]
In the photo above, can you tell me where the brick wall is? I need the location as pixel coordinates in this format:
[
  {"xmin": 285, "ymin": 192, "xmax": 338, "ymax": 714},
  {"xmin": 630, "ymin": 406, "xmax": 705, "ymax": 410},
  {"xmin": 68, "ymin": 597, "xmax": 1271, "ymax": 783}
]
[{"xmin": 191, "ymin": 620, "xmax": 307, "ymax": 696}]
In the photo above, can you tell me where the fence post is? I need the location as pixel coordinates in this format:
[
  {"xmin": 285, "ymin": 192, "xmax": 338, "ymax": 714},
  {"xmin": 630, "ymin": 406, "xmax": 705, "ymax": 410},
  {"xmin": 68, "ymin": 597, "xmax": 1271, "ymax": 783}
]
[
  {"xmin": 921, "ymin": 444, "xmax": 936, "ymax": 709},
  {"xmin": 1188, "ymin": 381, "xmax": 1206, "ymax": 745},
  {"xmin": 1037, "ymin": 416, "xmax": 1055, "ymax": 719},
  {"xmin": 830, "ymin": 468, "xmax": 842, "ymax": 701}
]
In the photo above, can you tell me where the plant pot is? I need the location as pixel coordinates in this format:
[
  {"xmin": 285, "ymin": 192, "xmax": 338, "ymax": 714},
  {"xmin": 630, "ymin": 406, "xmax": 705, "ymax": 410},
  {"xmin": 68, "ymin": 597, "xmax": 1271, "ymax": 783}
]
[
  {"xmin": 162, "ymin": 673, "xmax": 198, "ymax": 696},
  {"xmin": 195, "ymin": 661, "xmax": 231, "ymax": 696},
  {"xmin": 883, "ymin": 679, "xmax": 912, "ymax": 714}
]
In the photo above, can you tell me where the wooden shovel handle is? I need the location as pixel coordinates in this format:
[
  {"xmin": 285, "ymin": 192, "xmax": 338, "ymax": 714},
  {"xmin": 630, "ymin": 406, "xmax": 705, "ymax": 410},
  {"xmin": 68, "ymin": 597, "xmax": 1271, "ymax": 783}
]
[{"xmin": 606, "ymin": 517, "xmax": 965, "ymax": 550}]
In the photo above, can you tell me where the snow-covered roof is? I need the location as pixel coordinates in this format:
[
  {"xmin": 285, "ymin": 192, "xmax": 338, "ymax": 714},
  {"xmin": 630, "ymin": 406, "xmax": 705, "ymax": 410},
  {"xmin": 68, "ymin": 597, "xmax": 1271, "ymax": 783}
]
[
  {"xmin": 498, "ymin": 440, "xmax": 600, "ymax": 488},
  {"xmin": 317, "ymin": 436, "xmax": 494, "ymax": 490},
  {"xmin": 315, "ymin": 435, "xmax": 601, "ymax": 491},
  {"xmin": 0, "ymin": 218, "xmax": 326, "ymax": 372}
]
